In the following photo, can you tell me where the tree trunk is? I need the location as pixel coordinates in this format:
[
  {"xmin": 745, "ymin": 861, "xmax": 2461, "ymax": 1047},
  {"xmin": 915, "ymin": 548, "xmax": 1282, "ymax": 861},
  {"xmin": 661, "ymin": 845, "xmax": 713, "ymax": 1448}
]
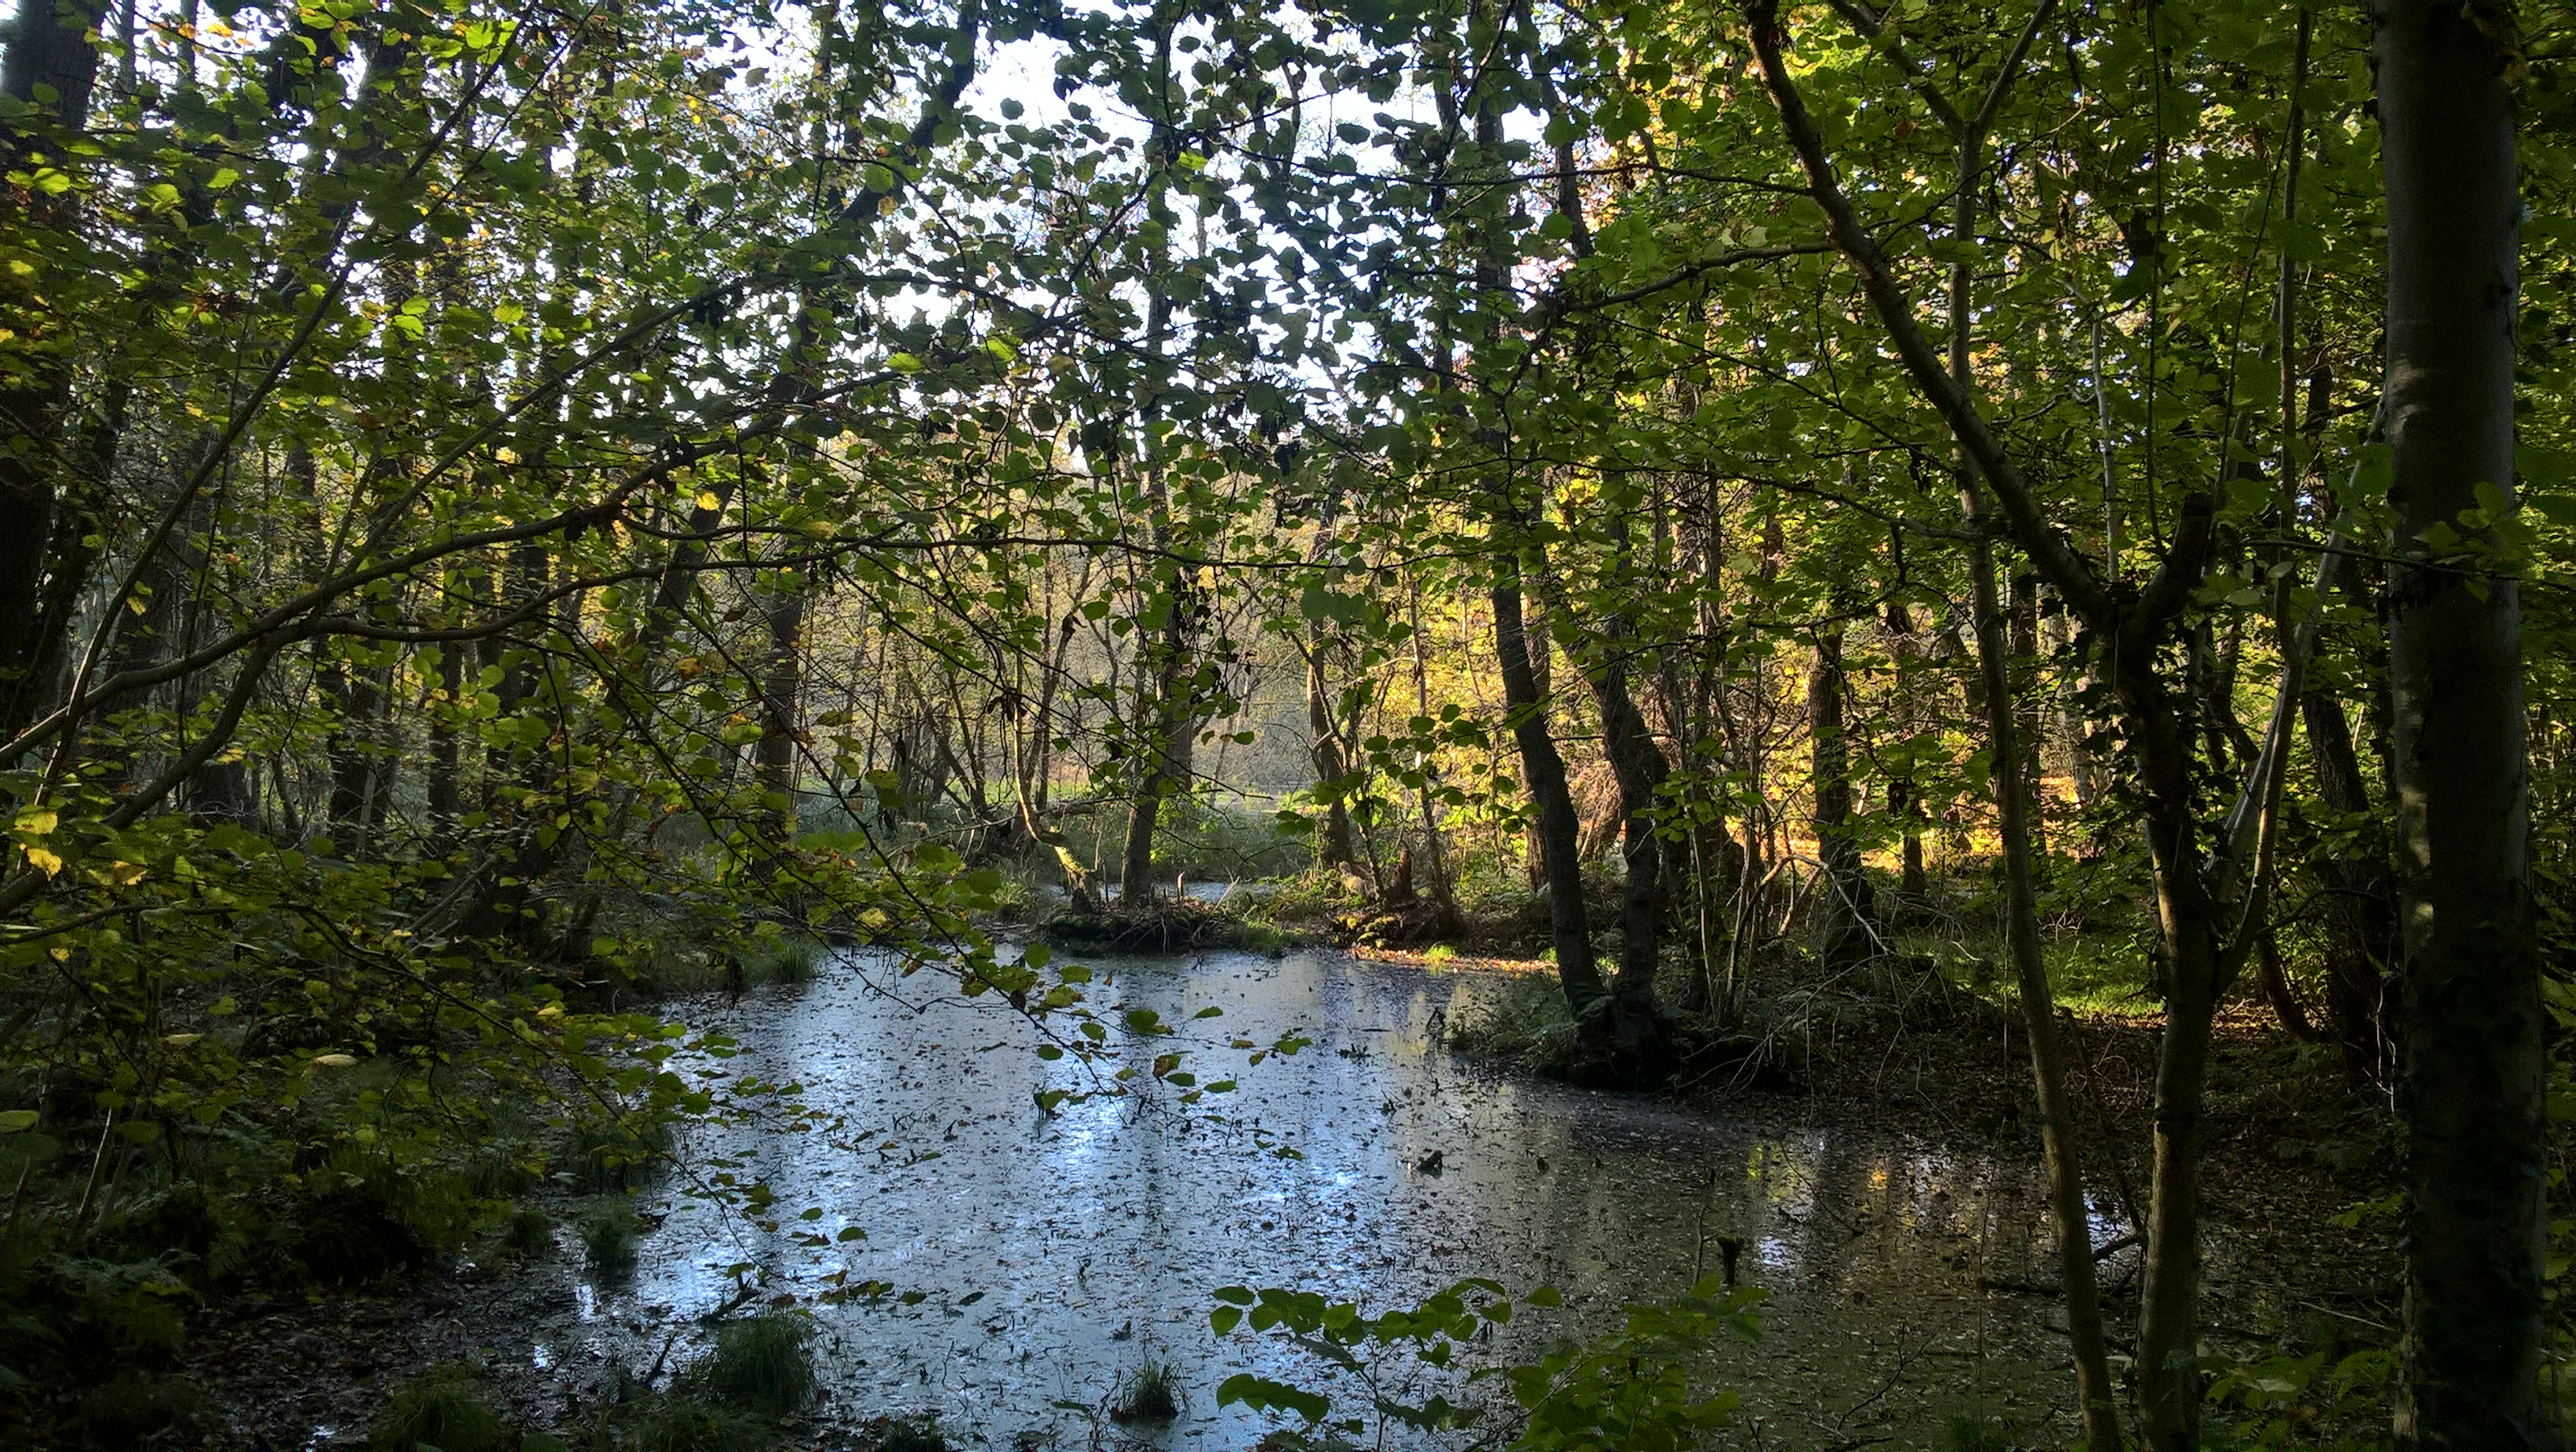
[
  {"xmin": 2122, "ymin": 670, "xmax": 2225, "ymax": 1452},
  {"xmin": 1305, "ymin": 634, "xmax": 1358, "ymax": 869},
  {"xmin": 1118, "ymin": 588, "xmax": 1194, "ymax": 900},
  {"xmin": 1883, "ymin": 602, "xmax": 1930, "ymax": 908},
  {"xmin": 1492, "ymin": 563, "xmax": 1605, "ymax": 1012},
  {"xmin": 756, "ymin": 581, "xmax": 806, "ymax": 851},
  {"xmin": 1588, "ymin": 616, "xmax": 1673, "ymax": 1080},
  {"xmin": 2376, "ymin": 2, "xmax": 2545, "ymax": 1444},
  {"xmin": 0, "ymin": 0, "xmax": 107, "ymax": 727},
  {"xmin": 1808, "ymin": 623, "xmax": 1875, "ymax": 971},
  {"xmin": 1967, "ymin": 522, "xmax": 2124, "ymax": 1452},
  {"xmin": 2302, "ymin": 688, "xmax": 2394, "ymax": 1079},
  {"xmin": 2009, "ymin": 574, "xmax": 2046, "ymax": 857},
  {"xmin": 427, "ymin": 637, "xmax": 463, "ymax": 841}
]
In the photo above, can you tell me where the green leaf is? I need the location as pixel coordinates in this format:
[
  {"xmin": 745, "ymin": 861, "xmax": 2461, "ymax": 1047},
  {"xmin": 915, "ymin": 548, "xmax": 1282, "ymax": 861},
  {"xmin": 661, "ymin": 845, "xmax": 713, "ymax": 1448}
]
[{"xmin": 1215, "ymin": 1373, "xmax": 1330, "ymax": 1422}]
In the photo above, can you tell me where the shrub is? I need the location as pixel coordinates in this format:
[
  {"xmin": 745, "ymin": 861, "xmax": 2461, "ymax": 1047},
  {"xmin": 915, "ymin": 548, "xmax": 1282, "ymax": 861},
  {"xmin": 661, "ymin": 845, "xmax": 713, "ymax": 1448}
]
[{"xmin": 76, "ymin": 1372, "xmax": 210, "ymax": 1448}]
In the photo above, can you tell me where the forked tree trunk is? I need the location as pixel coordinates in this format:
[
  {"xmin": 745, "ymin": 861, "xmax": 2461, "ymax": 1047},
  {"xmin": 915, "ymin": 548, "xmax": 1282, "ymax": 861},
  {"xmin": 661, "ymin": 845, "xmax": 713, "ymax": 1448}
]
[{"xmin": 2376, "ymin": 2, "xmax": 2545, "ymax": 1445}]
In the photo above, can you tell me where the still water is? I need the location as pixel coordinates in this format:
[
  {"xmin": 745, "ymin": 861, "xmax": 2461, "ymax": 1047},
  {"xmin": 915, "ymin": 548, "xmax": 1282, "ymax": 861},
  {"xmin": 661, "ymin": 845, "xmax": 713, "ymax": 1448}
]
[{"xmin": 571, "ymin": 945, "xmax": 2095, "ymax": 1449}]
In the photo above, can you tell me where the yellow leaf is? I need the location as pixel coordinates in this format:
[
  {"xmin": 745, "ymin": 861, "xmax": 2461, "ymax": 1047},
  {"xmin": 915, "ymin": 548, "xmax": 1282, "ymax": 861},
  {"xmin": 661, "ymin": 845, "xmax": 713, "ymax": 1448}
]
[
  {"xmin": 23, "ymin": 847, "xmax": 62, "ymax": 878},
  {"xmin": 695, "ymin": 489, "xmax": 722, "ymax": 511},
  {"xmin": 310, "ymin": 1053, "xmax": 358, "ymax": 1069}
]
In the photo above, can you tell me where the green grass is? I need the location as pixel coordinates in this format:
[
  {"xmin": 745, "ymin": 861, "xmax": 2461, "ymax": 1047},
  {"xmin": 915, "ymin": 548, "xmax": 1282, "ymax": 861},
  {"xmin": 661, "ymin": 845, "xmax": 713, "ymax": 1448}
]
[
  {"xmin": 571, "ymin": 1116, "xmax": 672, "ymax": 1192},
  {"xmin": 623, "ymin": 1395, "xmax": 774, "ymax": 1452},
  {"xmin": 1110, "ymin": 1358, "xmax": 1182, "ymax": 1423},
  {"xmin": 500, "ymin": 1206, "xmax": 552, "ymax": 1257},
  {"xmin": 739, "ymin": 935, "xmax": 824, "ymax": 986},
  {"xmin": 578, "ymin": 1204, "xmax": 640, "ymax": 1276},
  {"xmin": 1445, "ymin": 971, "xmax": 1581, "ymax": 1073},
  {"xmin": 680, "ymin": 1314, "xmax": 817, "ymax": 1418},
  {"xmin": 370, "ymin": 1361, "xmax": 511, "ymax": 1452}
]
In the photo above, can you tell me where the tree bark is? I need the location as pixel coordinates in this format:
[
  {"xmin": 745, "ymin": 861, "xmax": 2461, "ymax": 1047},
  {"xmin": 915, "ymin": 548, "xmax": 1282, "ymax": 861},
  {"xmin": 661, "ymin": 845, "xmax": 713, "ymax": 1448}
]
[
  {"xmin": 1808, "ymin": 622, "xmax": 1876, "ymax": 971},
  {"xmin": 1305, "ymin": 633, "xmax": 1358, "ymax": 868},
  {"xmin": 1969, "ymin": 524, "xmax": 2124, "ymax": 1452},
  {"xmin": 756, "ymin": 580, "xmax": 806, "ymax": 850},
  {"xmin": 2301, "ymin": 687, "xmax": 2393, "ymax": 1080},
  {"xmin": 2376, "ymin": 2, "xmax": 2545, "ymax": 1445},
  {"xmin": 1587, "ymin": 611, "xmax": 1673, "ymax": 1078},
  {"xmin": 1492, "ymin": 561, "xmax": 1606, "ymax": 1012},
  {"xmin": 0, "ymin": 0, "xmax": 108, "ymax": 726}
]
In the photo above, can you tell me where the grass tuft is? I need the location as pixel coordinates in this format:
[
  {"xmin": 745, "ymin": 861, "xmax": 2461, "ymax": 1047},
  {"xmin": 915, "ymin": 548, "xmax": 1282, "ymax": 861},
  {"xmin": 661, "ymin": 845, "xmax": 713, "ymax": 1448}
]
[
  {"xmin": 1109, "ymin": 1357, "xmax": 1181, "ymax": 1424},
  {"xmin": 500, "ymin": 1206, "xmax": 552, "ymax": 1257},
  {"xmin": 571, "ymin": 1117, "xmax": 672, "ymax": 1193},
  {"xmin": 740, "ymin": 936, "xmax": 825, "ymax": 986},
  {"xmin": 1443, "ymin": 971, "xmax": 1581, "ymax": 1074},
  {"xmin": 623, "ymin": 1395, "xmax": 773, "ymax": 1452},
  {"xmin": 681, "ymin": 1313, "xmax": 817, "ymax": 1418},
  {"xmin": 860, "ymin": 1413, "xmax": 952, "ymax": 1452},
  {"xmin": 369, "ymin": 1361, "xmax": 510, "ymax": 1452},
  {"xmin": 578, "ymin": 1204, "xmax": 640, "ymax": 1276}
]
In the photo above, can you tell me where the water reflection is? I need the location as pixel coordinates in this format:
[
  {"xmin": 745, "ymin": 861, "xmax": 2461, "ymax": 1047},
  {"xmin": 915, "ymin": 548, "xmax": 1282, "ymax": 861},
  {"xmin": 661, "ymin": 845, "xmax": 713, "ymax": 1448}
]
[{"xmin": 570, "ymin": 947, "xmax": 2084, "ymax": 1449}]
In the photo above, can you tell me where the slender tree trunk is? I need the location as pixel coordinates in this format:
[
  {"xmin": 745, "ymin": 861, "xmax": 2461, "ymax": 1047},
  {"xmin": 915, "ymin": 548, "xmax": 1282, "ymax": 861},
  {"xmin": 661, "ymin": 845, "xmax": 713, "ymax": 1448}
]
[
  {"xmin": 427, "ymin": 636, "xmax": 463, "ymax": 840},
  {"xmin": 1969, "ymin": 526, "xmax": 2124, "ymax": 1452},
  {"xmin": 1884, "ymin": 602, "xmax": 1930, "ymax": 907},
  {"xmin": 1118, "ymin": 589, "xmax": 1193, "ymax": 899},
  {"xmin": 0, "ymin": 0, "xmax": 107, "ymax": 724},
  {"xmin": 2125, "ymin": 679, "xmax": 2224, "ymax": 1452},
  {"xmin": 2009, "ymin": 574, "xmax": 2046, "ymax": 856},
  {"xmin": 1405, "ymin": 582, "xmax": 1454, "ymax": 911},
  {"xmin": 756, "ymin": 581, "xmax": 806, "ymax": 850},
  {"xmin": 1587, "ymin": 615, "xmax": 1672, "ymax": 1079},
  {"xmin": 2301, "ymin": 688, "xmax": 2393, "ymax": 1080},
  {"xmin": 2376, "ymin": 2, "xmax": 2544, "ymax": 1444},
  {"xmin": 1945, "ymin": 118, "xmax": 2122, "ymax": 1452},
  {"xmin": 1305, "ymin": 634, "xmax": 1357, "ymax": 868},
  {"xmin": 1492, "ymin": 561, "xmax": 1605, "ymax": 1012},
  {"xmin": 1808, "ymin": 622, "xmax": 1875, "ymax": 971}
]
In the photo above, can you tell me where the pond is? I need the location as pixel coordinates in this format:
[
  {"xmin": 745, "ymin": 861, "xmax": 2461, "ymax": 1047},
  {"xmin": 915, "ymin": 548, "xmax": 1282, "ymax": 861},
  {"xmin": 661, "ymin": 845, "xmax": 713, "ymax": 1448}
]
[{"xmin": 553, "ymin": 945, "xmax": 2109, "ymax": 1450}]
